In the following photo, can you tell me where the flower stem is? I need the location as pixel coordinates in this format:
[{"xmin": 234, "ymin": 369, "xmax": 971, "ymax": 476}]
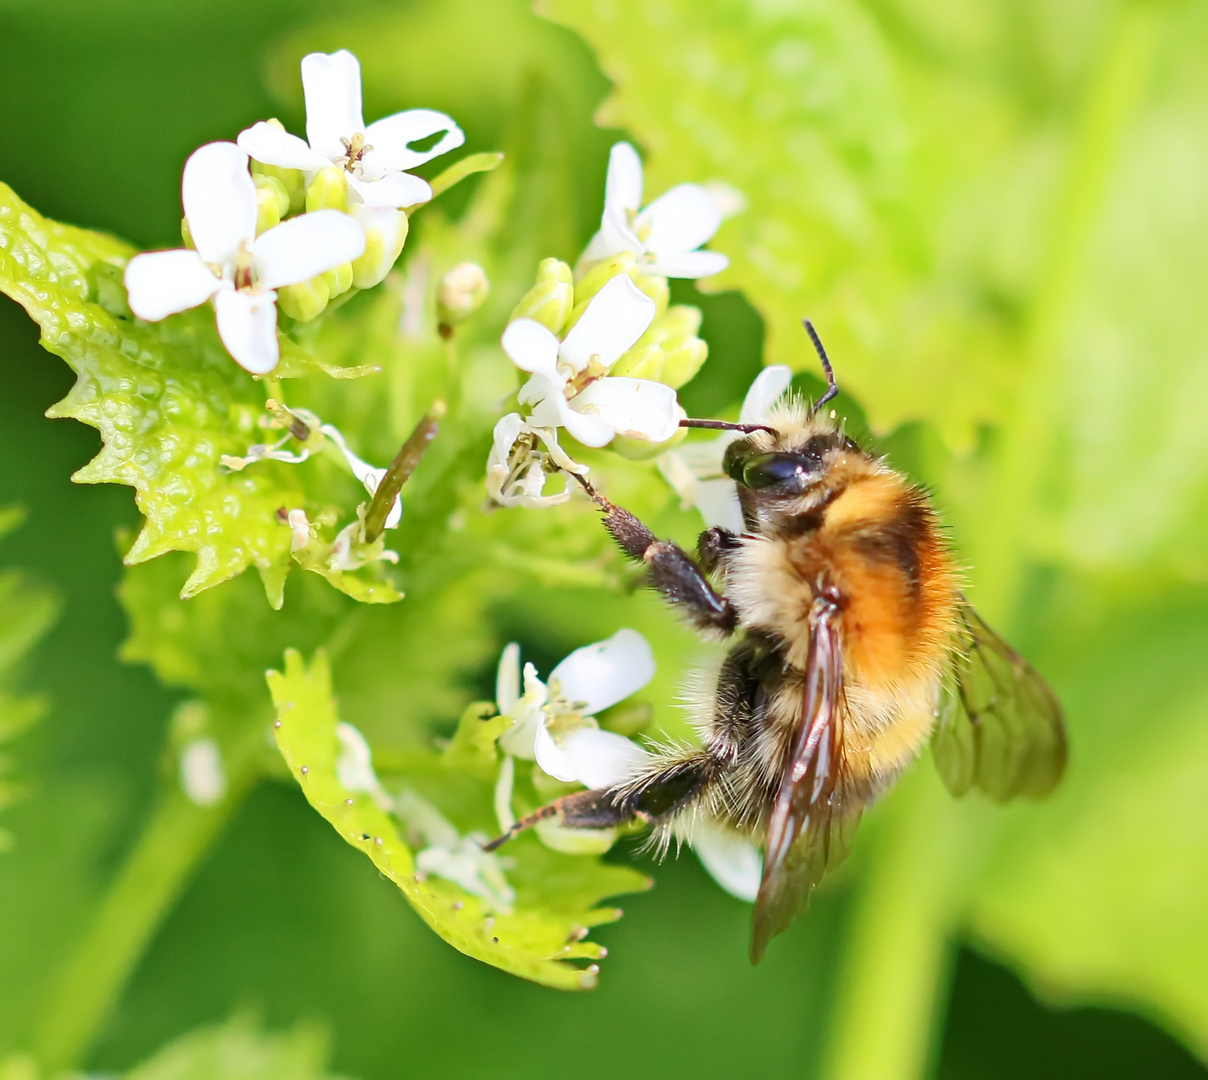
[{"xmin": 30, "ymin": 725, "xmax": 265, "ymax": 1075}]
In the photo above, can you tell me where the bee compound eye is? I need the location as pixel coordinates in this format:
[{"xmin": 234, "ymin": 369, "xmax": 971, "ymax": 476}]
[
  {"xmin": 741, "ymin": 453, "xmax": 815, "ymax": 491},
  {"xmin": 722, "ymin": 440, "xmax": 750, "ymax": 483}
]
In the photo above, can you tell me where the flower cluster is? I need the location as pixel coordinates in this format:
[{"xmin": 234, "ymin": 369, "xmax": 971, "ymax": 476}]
[
  {"xmin": 125, "ymin": 50, "xmax": 463, "ymax": 374},
  {"xmin": 490, "ymin": 634, "xmax": 762, "ymax": 900},
  {"xmin": 488, "ymin": 143, "xmax": 732, "ymax": 507}
]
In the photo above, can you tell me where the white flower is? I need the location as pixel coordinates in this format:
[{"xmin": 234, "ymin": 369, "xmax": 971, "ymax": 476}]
[
  {"xmin": 679, "ymin": 818, "xmax": 762, "ymax": 903},
  {"xmin": 580, "ymin": 142, "xmax": 730, "ymax": 279},
  {"xmin": 395, "ymin": 791, "xmax": 515, "ymax": 912},
  {"xmin": 486, "ymin": 413, "xmax": 586, "ymax": 509},
  {"xmin": 124, "ymin": 142, "xmax": 365, "ymax": 374},
  {"xmin": 179, "ymin": 738, "xmax": 226, "ymax": 807},
  {"xmin": 319, "ymin": 424, "xmax": 402, "ymax": 530},
  {"xmin": 658, "ymin": 365, "xmax": 793, "ymax": 532},
  {"xmin": 335, "ymin": 722, "xmax": 393, "ymax": 811},
  {"xmin": 237, "ymin": 50, "xmax": 464, "ymax": 209},
  {"xmin": 503, "ymin": 275, "xmax": 680, "ymax": 448}
]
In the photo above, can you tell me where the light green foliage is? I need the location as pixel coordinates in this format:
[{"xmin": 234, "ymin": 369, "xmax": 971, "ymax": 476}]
[
  {"xmin": 123, "ymin": 1015, "xmax": 353, "ymax": 1080},
  {"xmin": 0, "ymin": 510, "xmax": 59, "ymax": 850},
  {"xmin": 0, "ymin": 184, "xmax": 305, "ymax": 604},
  {"xmin": 267, "ymin": 650, "xmax": 648, "ymax": 990}
]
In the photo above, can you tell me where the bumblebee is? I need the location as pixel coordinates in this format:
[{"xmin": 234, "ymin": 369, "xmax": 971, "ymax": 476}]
[{"xmin": 489, "ymin": 322, "xmax": 1067, "ymax": 962}]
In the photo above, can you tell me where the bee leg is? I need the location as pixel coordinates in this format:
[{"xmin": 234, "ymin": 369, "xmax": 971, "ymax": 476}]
[
  {"xmin": 697, "ymin": 526, "xmax": 741, "ymax": 574},
  {"xmin": 574, "ymin": 477, "xmax": 737, "ymax": 634},
  {"xmin": 481, "ymin": 755, "xmax": 714, "ymax": 852}
]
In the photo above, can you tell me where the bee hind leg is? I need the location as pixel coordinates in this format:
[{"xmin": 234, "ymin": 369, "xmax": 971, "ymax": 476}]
[{"xmin": 481, "ymin": 753, "xmax": 714, "ymax": 852}]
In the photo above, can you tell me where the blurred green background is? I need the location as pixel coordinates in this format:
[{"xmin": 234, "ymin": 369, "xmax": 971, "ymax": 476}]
[{"xmin": 2, "ymin": 0, "xmax": 1208, "ymax": 1077}]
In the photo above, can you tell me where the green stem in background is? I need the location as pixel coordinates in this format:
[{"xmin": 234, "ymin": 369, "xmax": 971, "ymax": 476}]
[
  {"xmin": 30, "ymin": 724, "xmax": 267, "ymax": 1076},
  {"xmin": 821, "ymin": 7, "xmax": 1162, "ymax": 1079},
  {"xmin": 820, "ymin": 774, "xmax": 967, "ymax": 1080}
]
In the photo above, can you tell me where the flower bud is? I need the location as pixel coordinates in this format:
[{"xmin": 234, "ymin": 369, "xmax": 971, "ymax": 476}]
[
  {"xmin": 609, "ymin": 343, "xmax": 665, "ymax": 381},
  {"xmin": 633, "ymin": 272, "xmax": 669, "ymax": 317},
  {"xmin": 254, "ymin": 176, "xmax": 286, "ymax": 235},
  {"xmin": 305, "ymin": 166, "xmax": 350, "ymax": 214},
  {"xmin": 612, "ymin": 422, "xmax": 687, "ymax": 460},
  {"xmin": 277, "ymin": 276, "xmax": 332, "ymax": 323},
  {"xmin": 645, "ymin": 304, "xmax": 702, "ymax": 345},
  {"xmin": 659, "ymin": 335, "xmax": 709, "ymax": 389},
  {"xmin": 573, "ymin": 252, "xmax": 638, "ymax": 307},
  {"xmin": 510, "ymin": 258, "xmax": 573, "ymax": 334},
  {"xmin": 322, "ymin": 261, "xmax": 355, "ymax": 300},
  {"xmin": 437, "ymin": 262, "xmax": 489, "ymax": 330},
  {"xmin": 350, "ymin": 205, "xmax": 408, "ymax": 290},
  {"xmin": 251, "ymin": 121, "xmax": 307, "ymax": 213}
]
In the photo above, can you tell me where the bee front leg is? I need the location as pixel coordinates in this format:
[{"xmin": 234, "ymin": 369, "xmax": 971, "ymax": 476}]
[{"xmin": 575, "ymin": 479, "xmax": 737, "ymax": 635}]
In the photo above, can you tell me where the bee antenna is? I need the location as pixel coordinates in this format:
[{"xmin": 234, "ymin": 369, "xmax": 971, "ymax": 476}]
[
  {"xmin": 802, "ymin": 319, "xmax": 838, "ymax": 412},
  {"xmin": 678, "ymin": 419, "xmax": 776, "ymax": 435}
]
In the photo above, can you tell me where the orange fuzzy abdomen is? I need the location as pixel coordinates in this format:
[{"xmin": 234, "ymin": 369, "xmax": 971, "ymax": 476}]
[{"xmin": 789, "ymin": 473, "xmax": 957, "ymax": 692}]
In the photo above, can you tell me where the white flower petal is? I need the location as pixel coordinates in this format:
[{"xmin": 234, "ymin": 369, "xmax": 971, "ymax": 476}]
[
  {"xmin": 644, "ymin": 250, "xmax": 730, "ymax": 279},
  {"xmin": 395, "ymin": 790, "xmax": 460, "ymax": 850},
  {"xmin": 739, "ymin": 365, "xmax": 794, "ymax": 424},
  {"xmin": 335, "ymin": 721, "xmax": 391, "ymax": 809},
  {"xmin": 212, "ymin": 288, "xmax": 279, "ymax": 374},
  {"xmin": 556, "ymin": 726, "xmax": 651, "ymax": 789},
  {"xmin": 179, "ymin": 738, "xmax": 226, "ymax": 807},
  {"xmin": 605, "ymin": 141, "xmax": 643, "ymax": 215},
  {"xmin": 529, "ymin": 389, "xmax": 616, "ymax": 448},
  {"xmin": 671, "ymin": 438, "xmax": 728, "ymax": 478},
  {"xmin": 302, "ymin": 50, "xmax": 364, "ymax": 161},
  {"xmin": 287, "ymin": 508, "xmax": 311, "ymax": 551},
  {"xmin": 125, "ymin": 250, "xmax": 221, "ymax": 321},
  {"xmin": 182, "ymin": 142, "xmax": 257, "ymax": 268},
  {"xmin": 572, "ymin": 377, "xmax": 680, "ymax": 443},
  {"xmin": 689, "ymin": 820, "xmax": 763, "ymax": 902},
  {"xmin": 252, "ymin": 210, "xmax": 366, "ymax": 290},
  {"xmin": 502, "ymin": 319, "xmax": 562, "ymax": 379},
  {"xmin": 531, "ymin": 425, "xmax": 589, "ymax": 475},
  {"xmin": 635, "ymin": 182, "xmax": 722, "ymax": 256},
  {"xmin": 347, "ymin": 170, "xmax": 432, "ymax": 208},
  {"xmin": 550, "ymin": 628, "xmax": 655, "ymax": 715},
  {"xmin": 694, "ymin": 478, "xmax": 746, "ymax": 533},
  {"xmin": 364, "ymin": 109, "xmax": 465, "ymax": 170},
  {"xmin": 534, "ymin": 818, "xmax": 617, "ymax": 855},
  {"xmin": 493, "ymin": 753, "xmax": 516, "ymax": 833},
  {"xmin": 495, "ymin": 641, "xmax": 521, "ymax": 715},
  {"xmin": 559, "ymin": 274, "xmax": 656, "ymax": 373},
  {"xmin": 236, "ymin": 121, "xmax": 329, "ymax": 172}
]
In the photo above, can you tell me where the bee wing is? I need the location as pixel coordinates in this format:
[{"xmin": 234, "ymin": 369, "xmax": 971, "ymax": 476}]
[
  {"xmin": 932, "ymin": 597, "xmax": 1067, "ymax": 801},
  {"xmin": 751, "ymin": 593, "xmax": 866, "ymax": 964}
]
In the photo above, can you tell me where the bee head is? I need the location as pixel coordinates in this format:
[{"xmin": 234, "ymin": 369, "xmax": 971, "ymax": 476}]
[{"xmin": 723, "ymin": 431, "xmax": 856, "ymax": 496}]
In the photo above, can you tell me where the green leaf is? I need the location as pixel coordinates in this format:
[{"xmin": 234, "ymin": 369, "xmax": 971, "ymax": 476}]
[
  {"xmin": 122, "ymin": 1014, "xmax": 354, "ymax": 1080},
  {"xmin": 267, "ymin": 649, "xmax": 649, "ymax": 990},
  {"xmin": 965, "ymin": 582, "xmax": 1208, "ymax": 1056},
  {"xmin": 0, "ymin": 183, "xmax": 305, "ymax": 605}
]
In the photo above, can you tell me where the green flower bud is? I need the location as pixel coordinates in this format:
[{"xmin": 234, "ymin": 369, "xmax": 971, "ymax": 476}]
[
  {"xmin": 610, "ymin": 343, "xmax": 665, "ymax": 381},
  {"xmin": 251, "ymin": 121, "xmax": 307, "ymax": 213},
  {"xmin": 276, "ymin": 276, "xmax": 332, "ymax": 323},
  {"xmin": 612, "ymin": 423, "xmax": 687, "ymax": 460},
  {"xmin": 644, "ymin": 304, "xmax": 702, "ymax": 345},
  {"xmin": 437, "ymin": 262, "xmax": 490, "ymax": 330},
  {"xmin": 322, "ymin": 261, "xmax": 354, "ymax": 300},
  {"xmin": 254, "ymin": 180, "xmax": 283, "ymax": 235},
  {"xmin": 350, "ymin": 207, "xmax": 408, "ymax": 290},
  {"xmin": 510, "ymin": 258, "xmax": 573, "ymax": 334},
  {"xmin": 254, "ymin": 173, "xmax": 290, "ymax": 224},
  {"xmin": 659, "ymin": 335, "xmax": 709, "ymax": 389},
  {"xmin": 574, "ymin": 252, "xmax": 638, "ymax": 307},
  {"xmin": 633, "ymin": 272, "xmax": 669, "ymax": 317},
  {"xmin": 305, "ymin": 166, "xmax": 349, "ymax": 214}
]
